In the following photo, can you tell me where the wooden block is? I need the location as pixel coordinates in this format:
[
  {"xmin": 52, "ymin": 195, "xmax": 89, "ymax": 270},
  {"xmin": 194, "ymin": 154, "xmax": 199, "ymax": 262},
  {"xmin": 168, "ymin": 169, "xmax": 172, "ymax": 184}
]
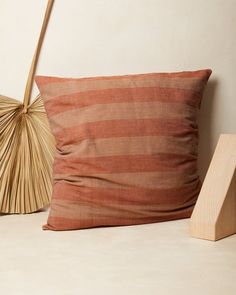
[{"xmin": 190, "ymin": 134, "xmax": 236, "ymax": 241}]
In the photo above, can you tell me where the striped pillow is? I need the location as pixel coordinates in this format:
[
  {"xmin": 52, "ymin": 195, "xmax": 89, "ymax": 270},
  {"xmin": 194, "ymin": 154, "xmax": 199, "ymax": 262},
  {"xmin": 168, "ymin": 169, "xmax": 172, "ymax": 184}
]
[{"xmin": 36, "ymin": 69, "xmax": 212, "ymax": 231}]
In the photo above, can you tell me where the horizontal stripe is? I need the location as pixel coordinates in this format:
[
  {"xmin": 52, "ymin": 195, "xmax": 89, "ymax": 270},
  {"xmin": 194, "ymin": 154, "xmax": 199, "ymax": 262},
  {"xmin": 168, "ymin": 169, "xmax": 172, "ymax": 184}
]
[
  {"xmin": 49, "ymin": 101, "xmax": 196, "ymax": 131},
  {"xmin": 53, "ymin": 153, "xmax": 197, "ymax": 175},
  {"xmin": 36, "ymin": 69, "xmax": 212, "ymax": 231},
  {"xmin": 43, "ymin": 204, "xmax": 194, "ymax": 230},
  {"xmin": 44, "ymin": 87, "xmax": 201, "ymax": 117},
  {"xmin": 58, "ymin": 136, "xmax": 198, "ymax": 158},
  {"xmin": 36, "ymin": 69, "xmax": 211, "ymax": 86},
  {"xmin": 54, "ymin": 118, "xmax": 198, "ymax": 148},
  {"xmin": 49, "ymin": 199, "xmax": 191, "ymax": 219},
  {"xmin": 43, "ymin": 197, "xmax": 195, "ymax": 230},
  {"xmin": 38, "ymin": 76, "xmax": 206, "ymax": 101},
  {"xmin": 49, "ymin": 197, "xmax": 196, "ymax": 219},
  {"xmin": 53, "ymin": 171, "xmax": 199, "ymax": 190},
  {"xmin": 52, "ymin": 180, "xmax": 201, "ymax": 205}
]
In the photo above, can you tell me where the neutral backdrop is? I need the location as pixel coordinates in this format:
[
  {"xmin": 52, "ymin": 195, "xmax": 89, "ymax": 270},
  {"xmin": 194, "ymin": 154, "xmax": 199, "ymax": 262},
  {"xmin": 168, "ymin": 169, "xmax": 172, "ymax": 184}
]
[{"xmin": 0, "ymin": 0, "xmax": 235, "ymax": 179}]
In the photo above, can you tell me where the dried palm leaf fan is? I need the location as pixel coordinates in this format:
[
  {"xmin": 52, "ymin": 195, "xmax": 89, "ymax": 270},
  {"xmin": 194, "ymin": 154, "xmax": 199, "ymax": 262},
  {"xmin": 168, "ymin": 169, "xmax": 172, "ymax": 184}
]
[{"xmin": 0, "ymin": 0, "xmax": 55, "ymax": 213}]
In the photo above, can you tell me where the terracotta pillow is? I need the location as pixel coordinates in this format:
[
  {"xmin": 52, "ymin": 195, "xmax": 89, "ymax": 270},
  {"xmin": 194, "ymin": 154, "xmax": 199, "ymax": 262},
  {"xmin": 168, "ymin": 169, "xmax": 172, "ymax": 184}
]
[{"xmin": 36, "ymin": 69, "xmax": 212, "ymax": 231}]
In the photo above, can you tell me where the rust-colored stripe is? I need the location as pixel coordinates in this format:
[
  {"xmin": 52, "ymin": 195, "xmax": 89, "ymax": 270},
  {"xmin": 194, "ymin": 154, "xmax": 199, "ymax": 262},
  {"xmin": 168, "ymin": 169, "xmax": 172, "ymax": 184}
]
[
  {"xmin": 44, "ymin": 87, "xmax": 201, "ymax": 117},
  {"xmin": 37, "ymin": 75, "xmax": 207, "ymax": 101},
  {"xmin": 53, "ymin": 118, "xmax": 198, "ymax": 148},
  {"xmin": 36, "ymin": 69, "xmax": 211, "ymax": 86},
  {"xmin": 49, "ymin": 101, "xmax": 196, "ymax": 131}
]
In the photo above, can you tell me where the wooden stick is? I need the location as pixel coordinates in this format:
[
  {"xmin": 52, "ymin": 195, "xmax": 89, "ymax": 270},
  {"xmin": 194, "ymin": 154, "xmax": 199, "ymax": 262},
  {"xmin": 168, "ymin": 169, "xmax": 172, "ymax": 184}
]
[{"xmin": 23, "ymin": 0, "xmax": 54, "ymax": 112}]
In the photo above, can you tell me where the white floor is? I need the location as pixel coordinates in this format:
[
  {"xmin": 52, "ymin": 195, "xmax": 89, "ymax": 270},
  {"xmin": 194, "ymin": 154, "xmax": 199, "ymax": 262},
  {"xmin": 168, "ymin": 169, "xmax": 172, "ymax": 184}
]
[{"xmin": 0, "ymin": 209, "xmax": 235, "ymax": 295}]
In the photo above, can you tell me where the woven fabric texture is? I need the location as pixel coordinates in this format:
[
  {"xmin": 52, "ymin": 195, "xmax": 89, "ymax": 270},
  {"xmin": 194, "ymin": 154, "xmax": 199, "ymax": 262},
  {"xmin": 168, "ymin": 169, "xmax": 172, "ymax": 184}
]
[{"xmin": 36, "ymin": 69, "xmax": 212, "ymax": 230}]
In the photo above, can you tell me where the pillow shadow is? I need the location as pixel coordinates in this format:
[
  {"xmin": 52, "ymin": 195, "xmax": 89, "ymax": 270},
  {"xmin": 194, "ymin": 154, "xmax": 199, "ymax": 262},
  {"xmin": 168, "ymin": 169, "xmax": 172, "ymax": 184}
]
[{"xmin": 198, "ymin": 79, "xmax": 218, "ymax": 181}]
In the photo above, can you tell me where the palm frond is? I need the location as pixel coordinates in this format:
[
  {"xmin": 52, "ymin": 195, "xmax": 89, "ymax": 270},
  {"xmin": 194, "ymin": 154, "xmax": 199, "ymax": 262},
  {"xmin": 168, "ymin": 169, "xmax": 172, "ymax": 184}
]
[{"xmin": 0, "ymin": 95, "xmax": 55, "ymax": 213}]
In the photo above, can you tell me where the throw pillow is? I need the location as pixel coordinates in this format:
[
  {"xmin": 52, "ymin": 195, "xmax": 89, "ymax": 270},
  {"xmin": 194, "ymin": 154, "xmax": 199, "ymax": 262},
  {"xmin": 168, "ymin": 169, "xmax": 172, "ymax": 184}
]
[{"xmin": 36, "ymin": 69, "xmax": 212, "ymax": 230}]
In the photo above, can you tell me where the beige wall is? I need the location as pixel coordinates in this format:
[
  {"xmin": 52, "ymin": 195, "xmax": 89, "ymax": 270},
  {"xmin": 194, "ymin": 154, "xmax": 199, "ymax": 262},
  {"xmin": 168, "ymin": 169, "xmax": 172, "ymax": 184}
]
[{"xmin": 0, "ymin": 0, "xmax": 235, "ymax": 179}]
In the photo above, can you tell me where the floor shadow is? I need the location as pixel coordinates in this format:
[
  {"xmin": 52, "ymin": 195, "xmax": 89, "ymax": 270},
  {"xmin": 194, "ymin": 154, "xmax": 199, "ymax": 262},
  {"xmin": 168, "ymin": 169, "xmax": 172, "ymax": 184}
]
[
  {"xmin": 0, "ymin": 205, "xmax": 49, "ymax": 217},
  {"xmin": 198, "ymin": 78, "xmax": 218, "ymax": 181}
]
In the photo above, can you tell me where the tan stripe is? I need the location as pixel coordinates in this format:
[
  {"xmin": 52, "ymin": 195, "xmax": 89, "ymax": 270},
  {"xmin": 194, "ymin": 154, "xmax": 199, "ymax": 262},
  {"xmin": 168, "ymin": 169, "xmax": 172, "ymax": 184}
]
[
  {"xmin": 50, "ymin": 101, "xmax": 195, "ymax": 131},
  {"xmin": 52, "ymin": 180, "xmax": 200, "ymax": 204},
  {"xmin": 59, "ymin": 136, "xmax": 197, "ymax": 158},
  {"xmin": 45, "ymin": 207, "xmax": 193, "ymax": 230},
  {"xmin": 49, "ymin": 197, "xmax": 196, "ymax": 221},
  {"xmin": 53, "ymin": 171, "xmax": 198, "ymax": 190},
  {"xmin": 54, "ymin": 153, "xmax": 197, "ymax": 175},
  {"xmin": 41, "ymin": 76, "xmax": 204, "ymax": 100}
]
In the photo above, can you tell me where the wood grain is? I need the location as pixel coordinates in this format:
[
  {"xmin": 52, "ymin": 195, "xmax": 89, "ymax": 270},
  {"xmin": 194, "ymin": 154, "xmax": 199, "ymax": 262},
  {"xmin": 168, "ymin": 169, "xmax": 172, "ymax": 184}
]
[{"xmin": 190, "ymin": 134, "xmax": 236, "ymax": 241}]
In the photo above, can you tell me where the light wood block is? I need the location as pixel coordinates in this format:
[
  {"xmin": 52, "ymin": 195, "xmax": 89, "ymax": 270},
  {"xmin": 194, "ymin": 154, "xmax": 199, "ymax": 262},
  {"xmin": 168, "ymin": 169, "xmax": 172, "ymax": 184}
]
[{"xmin": 190, "ymin": 134, "xmax": 236, "ymax": 241}]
